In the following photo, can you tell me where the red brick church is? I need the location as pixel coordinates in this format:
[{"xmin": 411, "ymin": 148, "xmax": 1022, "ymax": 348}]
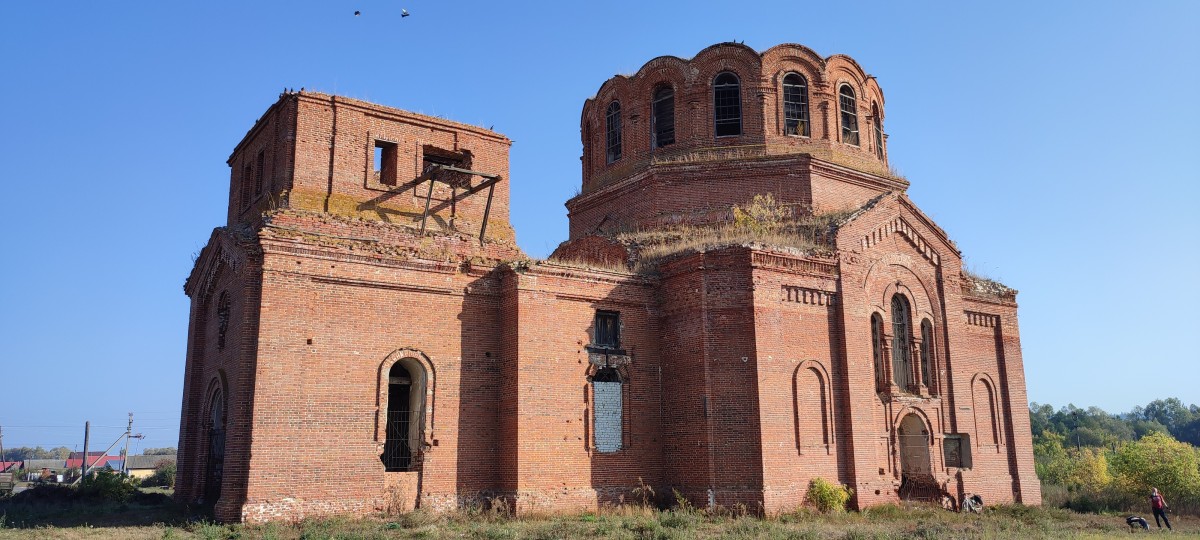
[{"xmin": 176, "ymin": 42, "xmax": 1039, "ymax": 522}]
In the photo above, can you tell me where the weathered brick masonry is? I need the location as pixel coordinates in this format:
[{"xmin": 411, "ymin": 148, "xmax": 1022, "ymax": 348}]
[{"xmin": 178, "ymin": 43, "xmax": 1039, "ymax": 523}]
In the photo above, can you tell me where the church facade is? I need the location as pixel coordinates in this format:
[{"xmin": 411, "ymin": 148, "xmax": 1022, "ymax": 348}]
[{"xmin": 176, "ymin": 43, "xmax": 1039, "ymax": 523}]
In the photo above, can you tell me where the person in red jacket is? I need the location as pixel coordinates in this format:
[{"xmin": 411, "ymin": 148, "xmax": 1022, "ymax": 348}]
[{"xmin": 1150, "ymin": 487, "xmax": 1172, "ymax": 530}]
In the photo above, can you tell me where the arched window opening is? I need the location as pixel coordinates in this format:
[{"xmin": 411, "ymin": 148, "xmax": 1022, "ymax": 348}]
[
  {"xmin": 713, "ymin": 72, "xmax": 742, "ymax": 137},
  {"xmin": 839, "ymin": 85, "xmax": 859, "ymax": 146},
  {"xmin": 652, "ymin": 85, "xmax": 675, "ymax": 148},
  {"xmin": 592, "ymin": 367, "xmax": 623, "ymax": 453},
  {"xmin": 870, "ymin": 313, "xmax": 885, "ymax": 391},
  {"xmin": 920, "ymin": 319, "xmax": 934, "ymax": 392},
  {"xmin": 872, "ymin": 102, "xmax": 883, "ymax": 158},
  {"xmin": 605, "ymin": 101, "xmax": 622, "ymax": 164},
  {"xmin": 216, "ymin": 291, "xmax": 230, "ymax": 350},
  {"xmin": 891, "ymin": 294, "xmax": 912, "ymax": 390},
  {"xmin": 204, "ymin": 386, "xmax": 227, "ymax": 505},
  {"xmin": 382, "ymin": 360, "xmax": 426, "ymax": 471},
  {"xmin": 782, "ymin": 73, "xmax": 810, "ymax": 136}
]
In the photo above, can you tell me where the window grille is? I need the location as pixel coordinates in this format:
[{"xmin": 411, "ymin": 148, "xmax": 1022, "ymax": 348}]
[
  {"xmin": 891, "ymin": 294, "xmax": 912, "ymax": 390},
  {"xmin": 839, "ymin": 85, "xmax": 859, "ymax": 146},
  {"xmin": 920, "ymin": 319, "xmax": 933, "ymax": 391},
  {"xmin": 872, "ymin": 103, "xmax": 883, "ymax": 158},
  {"xmin": 652, "ymin": 85, "xmax": 675, "ymax": 148},
  {"xmin": 605, "ymin": 101, "xmax": 622, "ymax": 163},
  {"xmin": 870, "ymin": 313, "xmax": 885, "ymax": 391},
  {"xmin": 782, "ymin": 73, "xmax": 809, "ymax": 136},
  {"xmin": 593, "ymin": 310, "xmax": 620, "ymax": 349},
  {"xmin": 382, "ymin": 363, "xmax": 415, "ymax": 471},
  {"xmin": 713, "ymin": 72, "xmax": 742, "ymax": 137}
]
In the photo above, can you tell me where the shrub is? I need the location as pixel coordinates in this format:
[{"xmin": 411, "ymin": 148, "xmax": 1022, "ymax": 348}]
[
  {"xmin": 140, "ymin": 461, "xmax": 177, "ymax": 489},
  {"xmin": 77, "ymin": 468, "xmax": 137, "ymax": 502},
  {"xmin": 806, "ymin": 477, "xmax": 852, "ymax": 513}
]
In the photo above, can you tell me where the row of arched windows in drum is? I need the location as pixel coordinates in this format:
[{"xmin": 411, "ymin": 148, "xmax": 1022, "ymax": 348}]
[
  {"xmin": 870, "ymin": 294, "xmax": 937, "ymax": 395},
  {"xmin": 603, "ymin": 73, "xmax": 884, "ymax": 165}
]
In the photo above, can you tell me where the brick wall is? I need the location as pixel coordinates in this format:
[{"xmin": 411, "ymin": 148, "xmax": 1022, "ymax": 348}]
[{"xmin": 178, "ymin": 52, "xmax": 1040, "ymax": 520}]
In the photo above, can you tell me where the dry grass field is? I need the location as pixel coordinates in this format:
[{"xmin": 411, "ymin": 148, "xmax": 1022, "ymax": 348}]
[{"xmin": 2, "ymin": 496, "xmax": 1198, "ymax": 540}]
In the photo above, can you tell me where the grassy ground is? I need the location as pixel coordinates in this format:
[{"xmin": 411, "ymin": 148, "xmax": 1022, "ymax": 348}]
[{"xmin": 2, "ymin": 497, "xmax": 1198, "ymax": 540}]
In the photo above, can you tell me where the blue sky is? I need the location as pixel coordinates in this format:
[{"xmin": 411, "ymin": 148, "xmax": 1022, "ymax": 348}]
[{"xmin": 0, "ymin": 1, "xmax": 1196, "ymax": 451}]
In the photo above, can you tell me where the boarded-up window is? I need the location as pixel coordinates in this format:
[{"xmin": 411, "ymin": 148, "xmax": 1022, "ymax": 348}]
[
  {"xmin": 593, "ymin": 368, "xmax": 622, "ymax": 453},
  {"xmin": 943, "ymin": 433, "xmax": 972, "ymax": 468}
]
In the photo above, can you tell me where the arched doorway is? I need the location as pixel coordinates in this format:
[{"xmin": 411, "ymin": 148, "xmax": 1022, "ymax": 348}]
[
  {"xmin": 897, "ymin": 413, "xmax": 935, "ymax": 500},
  {"xmin": 382, "ymin": 359, "xmax": 427, "ymax": 471},
  {"xmin": 204, "ymin": 386, "xmax": 227, "ymax": 505}
]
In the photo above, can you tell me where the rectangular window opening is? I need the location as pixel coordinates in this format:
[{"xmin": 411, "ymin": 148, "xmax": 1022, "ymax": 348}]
[
  {"xmin": 254, "ymin": 150, "xmax": 265, "ymax": 195},
  {"xmin": 241, "ymin": 163, "xmax": 253, "ymax": 210},
  {"xmin": 592, "ymin": 310, "xmax": 621, "ymax": 349},
  {"xmin": 422, "ymin": 146, "xmax": 471, "ymax": 187},
  {"xmin": 374, "ymin": 140, "xmax": 398, "ymax": 186}
]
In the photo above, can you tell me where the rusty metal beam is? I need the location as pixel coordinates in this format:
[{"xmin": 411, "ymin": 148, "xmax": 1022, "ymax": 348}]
[
  {"xmin": 419, "ymin": 178, "xmax": 436, "ymax": 233},
  {"xmin": 479, "ymin": 182, "xmax": 496, "ymax": 246}
]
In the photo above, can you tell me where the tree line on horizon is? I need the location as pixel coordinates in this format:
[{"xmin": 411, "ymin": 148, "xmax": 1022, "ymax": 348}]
[
  {"xmin": 1, "ymin": 446, "xmax": 176, "ymax": 461},
  {"xmin": 1030, "ymin": 398, "xmax": 1200, "ymax": 514}
]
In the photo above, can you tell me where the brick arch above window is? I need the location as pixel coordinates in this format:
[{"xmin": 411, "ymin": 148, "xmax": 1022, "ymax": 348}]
[{"xmin": 375, "ymin": 348, "xmax": 437, "ymax": 445}]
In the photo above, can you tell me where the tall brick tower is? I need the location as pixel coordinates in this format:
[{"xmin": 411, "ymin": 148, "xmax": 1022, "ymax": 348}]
[{"xmin": 178, "ymin": 43, "xmax": 1039, "ymax": 523}]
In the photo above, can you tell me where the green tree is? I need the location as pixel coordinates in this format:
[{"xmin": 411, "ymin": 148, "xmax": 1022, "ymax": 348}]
[
  {"xmin": 143, "ymin": 447, "xmax": 177, "ymax": 456},
  {"xmin": 1109, "ymin": 432, "xmax": 1200, "ymax": 509}
]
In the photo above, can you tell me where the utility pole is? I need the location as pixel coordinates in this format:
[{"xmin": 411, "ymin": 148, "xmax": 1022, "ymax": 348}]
[
  {"xmin": 81, "ymin": 421, "xmax": 90, "ymax": 479},
  {"xmin": 121, "ymin": 413, "xmax": 133, "ymax": 476},
  {"xmin": 1, "ymin": 424, "xmax": 7, "ymax": 468}
]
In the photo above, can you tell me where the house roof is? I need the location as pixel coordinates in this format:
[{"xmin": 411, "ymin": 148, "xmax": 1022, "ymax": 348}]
[
  {"xmin": 1, "ymin": 461, "xmax": 22, "ymax": 472},
  {"xmin": 125, "ymin": 454, "xmax": 176, "ymax": 470},
  {"xmin": 23, "ymin": 459, "xmax": 66, "ymax": 470}
]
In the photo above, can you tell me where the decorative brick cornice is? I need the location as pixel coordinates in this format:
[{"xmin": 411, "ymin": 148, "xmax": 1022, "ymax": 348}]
[
  {"xmin": 782, "ymin": 285, "xmax": 838, "ymax": 306},
  {"xmin": 965, "ymin": 311, "xmax": 1000, "ymax": 328},
  {"xmin": 750, "ymin": 251, "xmax": 839, "ymax": 277},
  {"xmin": 860, "ymin": 217, "xmax": 941, "ymax": 266}
]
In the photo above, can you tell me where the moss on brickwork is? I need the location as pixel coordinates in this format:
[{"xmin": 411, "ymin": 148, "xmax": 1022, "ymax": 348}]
[{"xmin": 284, "ymin": 189, "xmax": 516, "ymax": 244}]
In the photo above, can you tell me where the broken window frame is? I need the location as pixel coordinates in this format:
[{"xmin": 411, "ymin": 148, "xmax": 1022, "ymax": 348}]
[
  {"xmin": 592, "ymin": 310, "xmax": 621, "ymax": 350},
  {"xmin": 652, "ymin": 85, "xmax": 675, "ymax": 148},
  {"xmin": 839, "ymin": 84, "xmax": 860, "ymax": 146},
  {"xmin": 605, "ymin": 101, "xmax": 622, "ymax": 164},
  {"xmin": 782, "ymin": 72, "xmax": 810, "ymax": 136},
  {"xmin": 713, "ymin": 72, "xmax": 742, "ymax": 137}
]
